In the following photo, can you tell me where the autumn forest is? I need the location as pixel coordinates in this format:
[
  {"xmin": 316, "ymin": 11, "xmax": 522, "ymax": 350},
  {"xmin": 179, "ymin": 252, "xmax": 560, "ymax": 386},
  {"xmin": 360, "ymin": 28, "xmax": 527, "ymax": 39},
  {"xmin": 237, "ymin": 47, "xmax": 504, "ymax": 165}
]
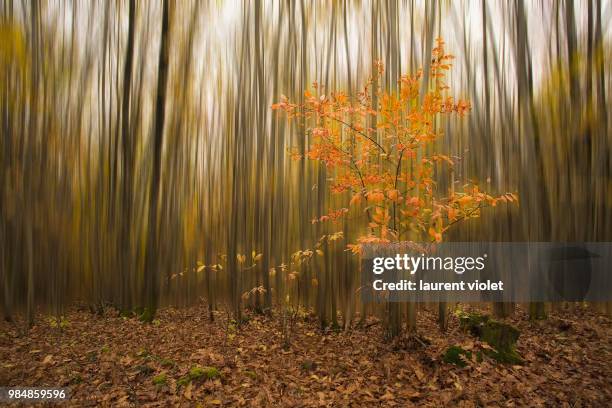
[{"xmin": 1, "ymin": 0, "xmax": 611, "ymax": 406}]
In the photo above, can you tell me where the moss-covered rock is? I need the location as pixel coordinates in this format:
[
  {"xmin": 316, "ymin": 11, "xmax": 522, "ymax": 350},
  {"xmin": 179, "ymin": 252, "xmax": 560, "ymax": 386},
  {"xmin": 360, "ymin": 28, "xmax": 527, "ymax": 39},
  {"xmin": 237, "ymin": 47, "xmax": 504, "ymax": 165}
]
[
  {"xmin": 443, "ymin": 346, "xmax": 472, "ymax": 367},
  {"xmin": 458, "ymin": 312, "xmax": 523, "ymax": 365},
  {"xmin": 481, "ymin": 321, "xmax": 519, "ymax": 353}
]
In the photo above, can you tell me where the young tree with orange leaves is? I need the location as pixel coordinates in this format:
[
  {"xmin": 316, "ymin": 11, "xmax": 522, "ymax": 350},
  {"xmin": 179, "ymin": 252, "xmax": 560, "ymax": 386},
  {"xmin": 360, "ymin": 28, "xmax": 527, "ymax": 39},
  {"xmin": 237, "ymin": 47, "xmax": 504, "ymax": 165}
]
[
  {"xmin": 273, "ymin": 39, "xmax": 516, "ymax": 335},
  {"xmin": 274, "ymin": 39, "xmax": 515, "ymax": 250}
]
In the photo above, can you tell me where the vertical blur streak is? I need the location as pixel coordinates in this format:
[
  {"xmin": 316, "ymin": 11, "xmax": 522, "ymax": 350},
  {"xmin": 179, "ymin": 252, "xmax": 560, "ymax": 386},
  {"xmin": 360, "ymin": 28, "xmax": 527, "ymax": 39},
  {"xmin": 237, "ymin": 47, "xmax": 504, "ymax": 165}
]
[
  {"xmin": 0, "ymin": 1, "xmax": 609, "ymax": 324},
  {"xmin": 142, "ymin": 0, "xmax": 170, "ymax": 322}
]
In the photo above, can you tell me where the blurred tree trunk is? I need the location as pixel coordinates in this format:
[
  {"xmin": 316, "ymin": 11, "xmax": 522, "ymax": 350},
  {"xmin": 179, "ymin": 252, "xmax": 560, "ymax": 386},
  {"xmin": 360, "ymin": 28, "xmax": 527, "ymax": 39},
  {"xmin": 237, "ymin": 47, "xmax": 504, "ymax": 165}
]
[
  {"xmin": 120, "ymin": 0, "xmax": 136, "ymax": 313},
  {"xmin": 25, "ymin": 0, "xmax": 41, "ymax": 328},
  {"xmin": 143, "ymin": 0, "xmax": 170, "ymax": 322},
  {"xmin": 512, "ymin": 1, "xmax": 548, "ymax": 320}
]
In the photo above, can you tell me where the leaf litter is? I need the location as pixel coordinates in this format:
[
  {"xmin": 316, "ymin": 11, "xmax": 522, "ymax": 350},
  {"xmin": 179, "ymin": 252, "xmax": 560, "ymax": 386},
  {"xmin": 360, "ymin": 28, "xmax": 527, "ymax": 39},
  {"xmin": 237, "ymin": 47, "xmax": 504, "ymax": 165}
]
[{"xmin": 0, "ymin": 304, "xmax": 610, "ymax": 406}]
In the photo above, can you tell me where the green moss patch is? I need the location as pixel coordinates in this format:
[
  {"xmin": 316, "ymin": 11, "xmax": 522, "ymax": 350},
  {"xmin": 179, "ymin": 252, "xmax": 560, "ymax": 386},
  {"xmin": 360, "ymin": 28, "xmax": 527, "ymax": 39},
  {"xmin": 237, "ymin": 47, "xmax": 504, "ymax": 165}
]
[
  {"xmin": 160, "ymin": 358, "xmax": 176, "ymax": 368},
  {"xmin": 457, "ymin": 312, "xmax": 523, "ymax": 365},
  {"xmin": 178, "ymin": 365, "xmax": 220, "ymax": 386},
  {"xmin": 152, "ymin": 373, "xmax": 167, "ymax": 386},
  {"xmin": 443, "ymin": 346, "xmax": 472, "ymax": 367}
]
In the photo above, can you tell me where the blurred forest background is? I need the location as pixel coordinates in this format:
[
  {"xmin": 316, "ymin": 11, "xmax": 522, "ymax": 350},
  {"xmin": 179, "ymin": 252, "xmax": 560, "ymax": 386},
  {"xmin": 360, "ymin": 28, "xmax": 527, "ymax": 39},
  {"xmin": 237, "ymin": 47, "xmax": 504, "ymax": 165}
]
[{"xmin": 1, "ymin": 0, "xmax": 610, "ymax": 330}]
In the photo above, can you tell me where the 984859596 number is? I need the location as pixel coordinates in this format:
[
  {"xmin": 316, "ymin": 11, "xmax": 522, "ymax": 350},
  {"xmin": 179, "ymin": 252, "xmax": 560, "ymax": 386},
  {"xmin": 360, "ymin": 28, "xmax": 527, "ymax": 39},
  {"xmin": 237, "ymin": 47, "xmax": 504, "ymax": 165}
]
[{"xmin": 1, "ymin": 387, "xmax": 69, "ymax": 401}]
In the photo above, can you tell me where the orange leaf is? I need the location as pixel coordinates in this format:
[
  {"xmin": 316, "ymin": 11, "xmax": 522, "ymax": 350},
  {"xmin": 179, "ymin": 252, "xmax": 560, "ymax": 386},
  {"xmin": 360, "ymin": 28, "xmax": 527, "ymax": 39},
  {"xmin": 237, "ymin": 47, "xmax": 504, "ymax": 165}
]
[
  {"xmin": 350, "ymin": 192, "xmax": 362, "ymax": 206},
  {"xmin": 457, "ymin": 195, "xmax": 473, "ymax": 206},
  {"xmin": 387, "ymin": 189, "xmax": 401, "ymax": 202},
  {"xmin": 367, "ymin": 191, "xmax": 385, "ymax": 204},
  {"xmin": 428, "ymin": 227, "xmax": 442, "ymax": 242}
]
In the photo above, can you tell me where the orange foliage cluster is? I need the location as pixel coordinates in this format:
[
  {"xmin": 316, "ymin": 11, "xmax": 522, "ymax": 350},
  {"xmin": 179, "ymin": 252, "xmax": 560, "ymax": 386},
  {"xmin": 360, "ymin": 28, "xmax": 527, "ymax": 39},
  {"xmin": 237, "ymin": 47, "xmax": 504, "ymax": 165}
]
[
  {"xmin": 273, "ymin": 39, "xmax": 514, "ymax": 252},
  {"xmin": 311, "ymin": 208, "xmax": 349, "ymax": 224}
]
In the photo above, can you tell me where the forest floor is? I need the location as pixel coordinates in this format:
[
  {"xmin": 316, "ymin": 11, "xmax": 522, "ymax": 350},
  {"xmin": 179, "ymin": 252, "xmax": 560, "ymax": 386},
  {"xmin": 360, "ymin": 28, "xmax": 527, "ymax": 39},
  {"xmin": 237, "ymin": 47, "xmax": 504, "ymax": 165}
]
[{"xmin": 1, "ymin": 303, "xmax": 610, "ymax": 407}]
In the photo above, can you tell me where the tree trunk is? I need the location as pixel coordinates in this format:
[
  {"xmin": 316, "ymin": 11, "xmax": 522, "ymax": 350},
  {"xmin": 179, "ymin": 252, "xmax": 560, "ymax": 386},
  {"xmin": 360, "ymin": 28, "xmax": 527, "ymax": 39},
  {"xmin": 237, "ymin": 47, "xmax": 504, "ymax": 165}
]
[{"xmin": 143, "ymin": 0, "xmax": 170, "ymax": 322}]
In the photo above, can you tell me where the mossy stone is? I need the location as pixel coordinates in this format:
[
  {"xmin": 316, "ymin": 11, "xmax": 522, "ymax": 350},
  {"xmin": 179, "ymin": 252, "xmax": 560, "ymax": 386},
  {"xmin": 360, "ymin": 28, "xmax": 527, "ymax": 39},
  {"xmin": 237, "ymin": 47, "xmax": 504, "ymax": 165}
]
[
  {"xmin": 443, "ymin": 346, "xmax": 483, "ymax": 367},
  {"xmin": 443, "ymin": 346, "xmax": 471, "ymax": 367},
  {"xmin": 458, "ymin": 312, "xmax": 523, "ymax": 365}
]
